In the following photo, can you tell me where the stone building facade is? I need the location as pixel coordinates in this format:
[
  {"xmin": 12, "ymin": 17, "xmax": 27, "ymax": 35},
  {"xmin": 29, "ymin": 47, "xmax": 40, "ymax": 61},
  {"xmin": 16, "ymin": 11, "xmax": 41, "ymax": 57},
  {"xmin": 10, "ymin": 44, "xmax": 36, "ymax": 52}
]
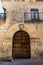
[
  {"xmin": 2, "ymin": 0, "xmax": 43, "ymax": 2},
  {"xmin": 0, "ymin": 1, "xmax": 43, "ymax": 60}
]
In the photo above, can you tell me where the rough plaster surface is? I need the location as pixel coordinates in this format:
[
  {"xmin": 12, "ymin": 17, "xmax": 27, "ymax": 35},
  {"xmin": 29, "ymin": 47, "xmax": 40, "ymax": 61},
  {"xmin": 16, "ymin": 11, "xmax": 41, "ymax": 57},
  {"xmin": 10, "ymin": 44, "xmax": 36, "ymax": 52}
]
[{"xmin": 0, "ymin": 2, "xmax": 43, "ymax": 60}]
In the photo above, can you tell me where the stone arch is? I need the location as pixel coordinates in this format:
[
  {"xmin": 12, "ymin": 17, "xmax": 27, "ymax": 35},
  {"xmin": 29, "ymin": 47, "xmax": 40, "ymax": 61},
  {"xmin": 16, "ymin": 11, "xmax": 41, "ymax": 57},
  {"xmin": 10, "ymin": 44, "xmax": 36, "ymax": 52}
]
[{"xmin": 12, "ymin": 30, "xmax": 31, "ymax": 59}]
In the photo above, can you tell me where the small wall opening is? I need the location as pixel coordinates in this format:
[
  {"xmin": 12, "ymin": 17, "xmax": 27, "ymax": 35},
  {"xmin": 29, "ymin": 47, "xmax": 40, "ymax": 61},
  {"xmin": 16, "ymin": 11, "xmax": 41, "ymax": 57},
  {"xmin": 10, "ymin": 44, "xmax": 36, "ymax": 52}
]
[{"xmin": 12, "ymin": 30, "xmax": 31, "ymax": 59}]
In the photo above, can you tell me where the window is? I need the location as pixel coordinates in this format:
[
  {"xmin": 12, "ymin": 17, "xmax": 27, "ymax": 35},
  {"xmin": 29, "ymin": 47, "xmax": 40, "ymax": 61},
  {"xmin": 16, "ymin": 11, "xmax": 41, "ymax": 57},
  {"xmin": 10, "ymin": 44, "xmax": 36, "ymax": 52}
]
[
  {"xmin": 0, "ymin": 8, "xmax": 6, "ymax": 20},
  {"xmin": 30, "ymin": 9, "xmax": 39, "ymax": 21},
  {"xmin": 3, "ymin": 8, "xmax": 6, "ymax": 20}
]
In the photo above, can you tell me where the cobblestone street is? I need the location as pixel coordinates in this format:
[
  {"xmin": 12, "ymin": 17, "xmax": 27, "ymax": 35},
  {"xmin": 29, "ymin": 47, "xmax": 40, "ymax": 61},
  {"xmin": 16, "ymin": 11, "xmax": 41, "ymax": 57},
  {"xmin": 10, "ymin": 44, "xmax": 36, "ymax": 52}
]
[{"xmin": 0, "ymin": 60, "xmax": 43, "ymax": 65}]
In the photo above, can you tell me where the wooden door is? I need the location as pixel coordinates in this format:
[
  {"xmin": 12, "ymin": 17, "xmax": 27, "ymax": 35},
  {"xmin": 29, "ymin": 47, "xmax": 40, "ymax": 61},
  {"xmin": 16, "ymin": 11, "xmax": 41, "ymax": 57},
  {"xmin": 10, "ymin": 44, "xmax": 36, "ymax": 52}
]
[{"xmin": 12, "ymin": 30, "xmax": 31, "ymax": 59}]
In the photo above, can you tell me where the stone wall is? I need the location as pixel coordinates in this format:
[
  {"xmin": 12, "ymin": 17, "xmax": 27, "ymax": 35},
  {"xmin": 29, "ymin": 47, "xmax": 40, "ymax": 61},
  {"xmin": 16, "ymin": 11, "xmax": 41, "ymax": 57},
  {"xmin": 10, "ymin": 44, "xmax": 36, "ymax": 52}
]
[
  {"xmin": 2, "ymin": 2, "xmax": 43, "ymax": 29},
  {"xmin": 0, "ymin": 2, "xmax": 43, "ymax": 60}
]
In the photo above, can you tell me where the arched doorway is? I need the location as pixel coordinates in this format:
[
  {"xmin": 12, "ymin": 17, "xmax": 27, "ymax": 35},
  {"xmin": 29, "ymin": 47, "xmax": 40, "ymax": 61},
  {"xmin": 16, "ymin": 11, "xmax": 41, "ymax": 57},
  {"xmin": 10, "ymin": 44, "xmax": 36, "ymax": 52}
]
[{"xmin": 12, "ymin": 30, "xmax": 31, "ymax": 59}]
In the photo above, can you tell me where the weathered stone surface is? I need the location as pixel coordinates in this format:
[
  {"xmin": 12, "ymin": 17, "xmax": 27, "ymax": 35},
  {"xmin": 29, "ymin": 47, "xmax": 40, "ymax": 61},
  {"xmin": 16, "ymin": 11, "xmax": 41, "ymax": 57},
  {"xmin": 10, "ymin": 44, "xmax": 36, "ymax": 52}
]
[{"xmin": 0, "ymin": 2, "xmax": 43, "ymax": 59}]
